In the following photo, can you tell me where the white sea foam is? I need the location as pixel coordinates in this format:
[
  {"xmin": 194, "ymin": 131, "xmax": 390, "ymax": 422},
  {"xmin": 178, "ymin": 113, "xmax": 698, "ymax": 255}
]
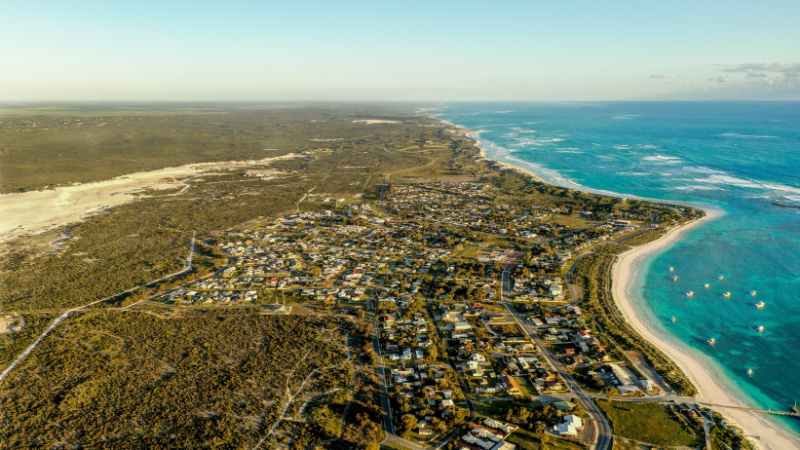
[
  {"xmin": 715, "ymin": 133, "xmax": 778, "ymax": 139},
  {"xmin": 510, "ymin": 127, "xmax": 537, "ymax": 133},
  {"xmin": 675, "ymin": 185, "xmax": 726, "ymax": 191},
  {"xmin": 760, "ymin": 183, "xmax": 800, "ymax": 195},
  {"xmin": 694, "ymin": 175, "xmax": 764, "ymax": 188},
  {"xmin": 683, "ymin": 166, "xmax": 727, "ymax": 174},
  {"xmin": 643, "ymin": 155, "xmax": 681, "ymax": 161}
]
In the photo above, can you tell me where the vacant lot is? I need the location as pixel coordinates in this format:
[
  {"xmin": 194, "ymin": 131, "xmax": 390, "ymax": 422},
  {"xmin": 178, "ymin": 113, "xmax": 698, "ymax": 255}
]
[{"xmin": 597, "ymin": 400, "xmax": 702, "ymax": 446}]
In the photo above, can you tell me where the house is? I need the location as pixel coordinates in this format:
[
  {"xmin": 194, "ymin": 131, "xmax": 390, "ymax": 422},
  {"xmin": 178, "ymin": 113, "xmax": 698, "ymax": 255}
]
[
  {"xmin": 441, "ymin": 399, "xmax": 454, "ymax": 408},
  {"xmin": 453, "ymin": 322, "xmax": 472, "ymax": 331},
  {"xmin": 491, "ymin": 442, "xmax": 516, "ymax": 450},
  {"xmin": 470, "ymin": 353, "xmax": 486, "ymax": 362},
  {"xmin": 548, "ymin": 284, "xmax": 563, "ymax": 296},
  {"xmin": 639, "ymin": 379, "xmax": 660, "ymax": 394},
  {"xmin": 554, "ymin": 414, "xmax": 583, "ymax": 437},
  {"xmin": 500, "ymin": 375, "xmax": 521, "ymax": 396}
]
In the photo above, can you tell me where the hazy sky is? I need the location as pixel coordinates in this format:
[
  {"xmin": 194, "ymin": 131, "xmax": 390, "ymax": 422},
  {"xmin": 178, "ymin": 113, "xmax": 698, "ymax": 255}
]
[{"xmin": 2, "ymin": 0, "xmax": 799, "ymax": 101}]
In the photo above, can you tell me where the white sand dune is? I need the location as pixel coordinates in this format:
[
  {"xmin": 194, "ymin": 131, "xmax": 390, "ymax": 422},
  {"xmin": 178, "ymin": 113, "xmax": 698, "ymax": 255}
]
[
  {"xmin": 612, "ymin": 211, "xmax": 800, "ymax": 450},
  {"xmin": 0, "ymin": 153, "xmax": 305, "ymax": 244}
]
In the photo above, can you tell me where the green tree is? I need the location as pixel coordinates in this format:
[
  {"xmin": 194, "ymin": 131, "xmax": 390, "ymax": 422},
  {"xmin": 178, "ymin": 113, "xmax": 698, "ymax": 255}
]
[
  {"xmin": 400, "ymin": 414, "xmax": 418, "ymax": 433},
  {"xmin": 605, "ymin": 386, "xmax": 618, "ymax": 402}
]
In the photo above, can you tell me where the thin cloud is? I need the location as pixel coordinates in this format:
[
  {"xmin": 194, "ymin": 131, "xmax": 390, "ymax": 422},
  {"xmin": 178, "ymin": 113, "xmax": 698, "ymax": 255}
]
[
  {"xmin": 649, "ymin": 75, "xmax": 669, "ymax": 78},
  {"xmin": 709, "ymin": 76, "xmax": 730, "ymax": 83},
  {"xmin": 722, "ymin": 62, "xmax": 800, "ymax": 74}
]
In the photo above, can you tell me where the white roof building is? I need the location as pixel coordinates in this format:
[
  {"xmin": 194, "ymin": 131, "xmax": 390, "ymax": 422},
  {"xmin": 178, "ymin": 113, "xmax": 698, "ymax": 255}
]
[{"xmin": 554, "ymin": 414, "xmax": 583, "ymax": 437}]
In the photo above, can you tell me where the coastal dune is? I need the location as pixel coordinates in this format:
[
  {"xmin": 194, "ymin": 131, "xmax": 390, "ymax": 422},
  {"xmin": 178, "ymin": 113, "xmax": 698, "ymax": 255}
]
[
  {"xmin": 612, "ymin": 211, "xmax": 800, "ymax": 450},
  {"xmin": 0, "ymin": 153, "xmax": 304, "ymax": 244}
]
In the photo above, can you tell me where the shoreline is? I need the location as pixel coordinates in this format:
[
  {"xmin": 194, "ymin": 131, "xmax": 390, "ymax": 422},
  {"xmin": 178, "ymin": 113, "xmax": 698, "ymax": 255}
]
[
  {"xmin": 612, "ymin": 215, "xmax": 800, "ymax": 450},
  {"xmin": 437, "ymin": 114, "xmax": 800, "ymax": 449}
]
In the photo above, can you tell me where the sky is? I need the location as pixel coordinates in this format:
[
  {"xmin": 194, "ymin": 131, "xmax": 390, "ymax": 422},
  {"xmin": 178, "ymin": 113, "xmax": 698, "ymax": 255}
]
[{"xmin": 2, "ymin": 0, "xmax": 799, "ymax": 101}]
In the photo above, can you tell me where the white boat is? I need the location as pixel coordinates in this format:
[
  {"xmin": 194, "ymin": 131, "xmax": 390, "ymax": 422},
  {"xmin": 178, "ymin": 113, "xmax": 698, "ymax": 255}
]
[
  {"xmin": 756, "ymin": 301, "xmax": 766, "ymax": 309},
  {"xmin": 723, "ymin": 292, "xmax": 731, "ymax": 298},
  {"xmin": 751, "ymin": 291, "xmax": 757, "ymax": 296},
  {"xmin": 671, "ymin": 316, "xmax": 677, "ymax": 323},
  {"xmin": 672, "ymin": 276, "xmax": 678, "ymax": 281},
  {"xmin": 704, "ymin": 283, "xmax": 710, "ymax": 288},
  {"xmin": 708, "ymin": 338, "xmax": 716, "ymax": 344},
  {"xmin": 719, "ymin": 275, "xmax": 724, "ymax": 280},
  {"xmin": 748, "ymin": 369, "xmax": 754, "ymax": 375},
  {"xmin": 686, "ymin": 291, "xmax": 694, "ymax": 297},
  {"xmin": 669, "ymin": 267, "xmax": 674, "ymax": 272},
  {"xmin": 757, "ymin": 326, "xmax": 765, "ymax": 332}
]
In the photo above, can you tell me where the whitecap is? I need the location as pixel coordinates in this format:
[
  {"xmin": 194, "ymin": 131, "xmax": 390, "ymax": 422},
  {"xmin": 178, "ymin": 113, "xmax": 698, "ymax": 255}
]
[
  {"xmin": 715, "ymin": 133, "xmax": 778, "ymax": 139},
  {"xmin": 693, "ymin": 175, "xmax": 763, "ymax": 188},
  {"xmin": 675, "ymin": 185, "xmax": 725, "ymax": 191},
  {"xmin": 643, "ymin": 155, "xmax": 681, "ymax": 162},
  {"xmin": 760, "ymin": 183, "xmax": 800, "ymax": 196},
  {"xmin": 683, "ymin": 166, "xmax": 727, "ymax": 174}
]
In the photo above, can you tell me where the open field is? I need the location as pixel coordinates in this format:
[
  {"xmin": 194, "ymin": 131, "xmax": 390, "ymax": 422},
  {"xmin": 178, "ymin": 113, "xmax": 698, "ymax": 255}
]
[{"xmin": 597, "ymin": 400, "xmax": 702, "ymax": 446}]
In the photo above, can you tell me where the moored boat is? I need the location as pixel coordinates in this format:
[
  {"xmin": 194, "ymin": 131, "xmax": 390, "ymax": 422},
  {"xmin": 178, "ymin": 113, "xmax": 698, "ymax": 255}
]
[
  {"xmin": 723, "ymin": 292, "xmax": 731, "ymax": 298},
  {"xmin": 757, "ymin": 326, "xmax": 765, "ymax": 332},
  {"xmin": 708, "ymin": 338, "xmax": 716, "ymax": 344},
  {"xmin": 686, "ymin": 291, "xmax": 694, "ymax": 297},
  {"xmin": 756, "ymin": 301, "xmax": 766, "ymax": 309}
]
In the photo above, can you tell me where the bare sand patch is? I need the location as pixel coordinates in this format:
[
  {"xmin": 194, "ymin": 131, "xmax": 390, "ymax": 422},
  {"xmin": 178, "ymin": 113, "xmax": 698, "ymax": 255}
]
[
  {"xmin": 352, "ymin": 119, "xmax": 400, "ymax": 125},
  {"xmin": 0, "ymin": 153, "xmax": 306, "ymax": 243}
]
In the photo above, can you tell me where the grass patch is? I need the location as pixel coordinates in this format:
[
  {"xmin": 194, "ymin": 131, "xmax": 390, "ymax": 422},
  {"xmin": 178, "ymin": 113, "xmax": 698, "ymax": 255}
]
[
  {"xmin": 597, "ymin": 399, "xmax": 702, "ymax": 446},
  {"xmin": 547, "ymin": 214, "xmax": 596, "ymax": 229}
]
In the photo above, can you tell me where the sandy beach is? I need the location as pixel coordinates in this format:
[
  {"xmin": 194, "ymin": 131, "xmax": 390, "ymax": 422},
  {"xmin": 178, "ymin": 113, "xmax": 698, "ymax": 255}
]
[{"xmin": 612, "ymin": 212, "xmax": 800, "ymax": 450}]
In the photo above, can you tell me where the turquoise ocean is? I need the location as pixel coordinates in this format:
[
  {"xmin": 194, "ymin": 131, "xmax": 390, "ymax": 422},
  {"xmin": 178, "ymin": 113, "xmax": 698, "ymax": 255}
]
[{"xmin": 438, "ymin": 102, "xmax": 800, "ymax": 438}]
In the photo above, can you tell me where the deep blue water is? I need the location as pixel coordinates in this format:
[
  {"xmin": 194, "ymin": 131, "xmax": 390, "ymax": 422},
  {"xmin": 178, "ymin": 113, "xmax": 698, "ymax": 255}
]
[{"xmin": 439, "ymin": 102, "xmax": 800, "ymax": 437}]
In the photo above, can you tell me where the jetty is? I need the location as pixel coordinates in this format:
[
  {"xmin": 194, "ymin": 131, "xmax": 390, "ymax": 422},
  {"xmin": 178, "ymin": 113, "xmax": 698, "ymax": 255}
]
[{"xmin": 699, "ymin": 403, "xmax": 800, "ymax": 418}]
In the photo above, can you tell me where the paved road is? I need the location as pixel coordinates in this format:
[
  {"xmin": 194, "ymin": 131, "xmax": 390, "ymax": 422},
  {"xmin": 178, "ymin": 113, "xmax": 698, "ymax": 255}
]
[
  {"xmin": 500, "ymin": 268, "xmax": 612, "ymax": 450},
  {"xmin": 501, "ymin": 298, "xmax": 613, "ymax": 450}
]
